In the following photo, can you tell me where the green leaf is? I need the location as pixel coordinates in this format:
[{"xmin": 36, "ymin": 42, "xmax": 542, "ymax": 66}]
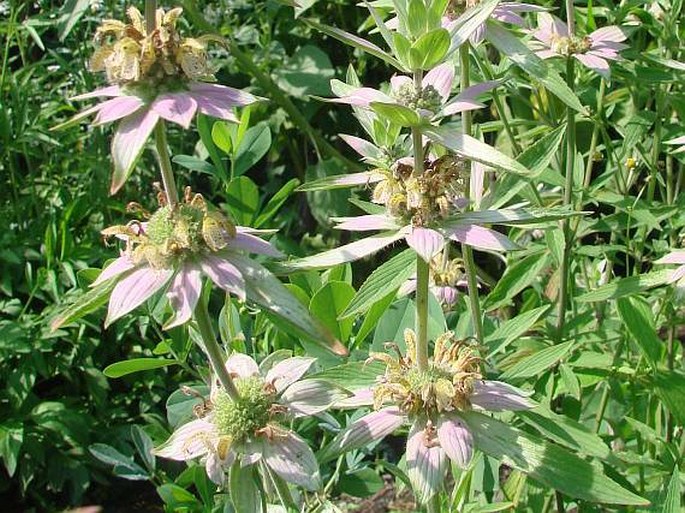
[
  {"xmin": 484, "ymin": 253, "xmax": 550, "ymax": 311},
  {"xmin": 310, "ymin": 281, "xmax": 356, "ymax": 342},
  {"xmin": 410, "ymin": 29, "xmax": 450, "ymax": 70},
  {"xmin": 172, "ymin": 155, "xmax": 218, "ymax": 177},
  {"xmin": 50, "ymin": 281, "xmax": 114, "ymax": 331},
  {"xmin": 462, "ymin": 411, "xmax": 649, "ymax": 505},
  {"xmin": 662, "ymin": 466, "xmax": 682, "ymax": 513},
  {"xmin": 157, "ymin": 484, "xmax": 200, "ymax": 508},
  {"xmin": 131, "ymin": 425, "xmax": 155, "ymax": 472},
  {"xmin": 425, "ymin": 128, "xmax": 532, "ymax": 175},
  {"xmin": 407, "ymin": 0, "xmax": 428, "ymax": 38},
  {"xmin": 309, "ymin": 361, "xmax": 385, "ymax": 391},
  {"xmin": 103, "ymin": 358, "xmax": 178, "ymax": 378},
  {"xmin": 616, "ymin": 297, "xmax": 662, "ymax": 369},
  {"xmin": 303, "ymin": 19, "xmax": 404, "ymax": 70},
  {"xmin": 341, "ymin": 249, "xmax": 417, "ymax": 319},
  {"xmin": 339, "ymin": 467, "xmax": 385, "ymax": 498},
  {"xmin": 226, "ymin": 176, "xmax": 260, "ymax": 225},
  {"xmin": 485, "ymin": 305, "xmax": 550, "ymax": 357},
  {"xmin": 230, "ymin": 462, "xmax": 262, "ymax": 513},
  {"xmin": 58, "ymin": 0, "xmax": 90, "ymax": 41},
  {"xmin": 500, "ymin": 341, "xmax": 574, "ymax": 380},
  {"xmin": 165, "ymin": 385, "xmax": 209, "ymax": 427},
  {"xmin": 211, "ymin": 120, "xmax": 233, "ymax": 153},
  {"xmin": 370, "ymin": 102, "xmax": 421, "ymax": 126},
  {"xmin": 485, "ymin": 23, "xmax": 585, "ymax": 113},
  {"xmin": 649, "ymin": 371, "xmax": 685, "ymax": 426},
  {"xmin": 576, "ymin": 270, "xmax": 671, "ymax": 302},
  {"xmin": 517, "ymin": 124, "xmax": 567, "ymax": 176},
  {"xmin": 234, "ymin": 123, "xmax": 271, "ymax": 176},
  {"xmin": 0, "ymin": 421, "xmax": 23, "ymax": 477},
  {"xmin": 356, "ymin": 291, "xmax": 396, "ymax": 343},
  {"xmin": 448, "ymin": 0, "xmax": 498, "ymax": 50},
  {"xmin": 296, "ymin": 171, "xmax": 384, "ymax": 192},
  {"xmin": 273, "ymin": 45, "xmax": 335, "ymax": 98},
  {"xmin": 254, "ymin": 178, "xmax": 300, "ymax": 228},
  {"xmin": 89, "ymin": 443, "xmax": 149, "ymax": 480}
]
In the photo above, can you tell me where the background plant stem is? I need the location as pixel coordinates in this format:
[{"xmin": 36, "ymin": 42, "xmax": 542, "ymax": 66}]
[
  {"xmin": 194, "ymin": 295, "xmax": 240, "ymax": 400},
  {"xmin": 154, "ymin": 122, "xmax": 179, "ymax": 207},
  {"xmin": 459, "ymin": 44, "xmax": 484, "ymax": 344},
  {"xmin": 145, "ymin": 0, "xmax": 157, "ymax": 35}
]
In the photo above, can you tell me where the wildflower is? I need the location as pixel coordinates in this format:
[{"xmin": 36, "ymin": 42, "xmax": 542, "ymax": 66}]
[
  {"xmin": 666, "ymin": 135, "xmax": 685, "ymax": 153},
  {"xmin": 332, "ymin": 63, "xmax": 499, "ymax": 122},
  {"xmin": 322, "ymin": 330, "xmax": 533, "ymax": 503},
  {"xmin": 654, "ymin": 250, "xmax": 685, "ymax": 293},
  {"xmin": 400, "ymin": 252, "xmax": 466, "ymax": 308},
  {"xmin": 531, "ymin": 13, "xmax": 628, "ymax": 79},
  {"xmin": 55, "ymin": 6, "xmax": 261, "ymax": 193},
  {"xmin": 93, "ymin": 188, "xmax": 282, "ymax": 329},
  {"xmin": 154, "ymin": 352, "xmax": 343, "ymax": 488},
  {"xmin": 291, "ymin": 154, "xmax": 518, "ymax": 268}
]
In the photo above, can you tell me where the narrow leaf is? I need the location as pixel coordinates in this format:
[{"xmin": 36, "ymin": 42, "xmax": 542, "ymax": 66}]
[
  {"xmin": 103, "ymin": 358, "xmax": 178, "ymax": 378},
  {"xmin": 576, "ymin": 270, "xmax": 671, "ymax": 302}
]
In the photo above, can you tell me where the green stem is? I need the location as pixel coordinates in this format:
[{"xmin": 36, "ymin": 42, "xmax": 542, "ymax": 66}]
[
  {"xmin": 555, "ymin": 56, "xmax": 576, "ymax": 340},
  {"xmin": 194, "ymin": 296, "xmax": 240, "ymax": 401},
  {"xmin": 145, "ymin": 0, "xmax": 157, "ymax": 34},
  {"xmin": 154, "ymin": 121, "xmax": 179, "ymax": 207},
  {"xmin": 413, "ymin": 69, "xmax": 430, "ymax": 371},
  {"xmin": 427, "ymin": 494, "xmax": 441, "ymax": 513},
  {"xmin": 459, "ymin": 44, "xmax": 485, "ymax": 344}
]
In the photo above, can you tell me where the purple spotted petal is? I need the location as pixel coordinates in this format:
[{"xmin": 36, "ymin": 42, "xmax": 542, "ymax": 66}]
[
  {"xmin": 406, "ymin": 419, "xmax": 447, "ymax": 504},
  {"xmin": 200, "ymin": 254, "xmax": 246, "ymax": 300},
  {"xmin": 71, "ymin": 85, "xmax": 123, "ymax": 101},
  {"xmin": 91, "ymin": 254, "xmax": 136, "ymax": 287},
  {"xmin": 334, "ymin": 215, "xmax": 400, "ymax": 231},
  {"xmin": 152, "ymin": 93, "xmax": 198, "ymax": 129},
  {"xmin": 106, "ymin": 266, "xmax": 172, "ymax": 327},
  {"xmin": 422, "ymin": 64, "xmax": 454, "ymax": 102},
  {"xmin": 111, "ymin": 107, "xmax": 160, "ymax": 194},
  {"xmin": 231, "ymin": 230, "xmax": 283, "ymax": 258},
  {"xmin": 446, "ymin": 224, "xmax": 518, "ymax": 251},
  {"xmin": 265, "ymin": 356, "xmax": 316, "ymax": 393},
  {"xmin": 436, "ymin": 414, "xmax": 473, "ymax": 468},
  {"xmin": 263, "ymin": 430, "xmax": 321, "ymax": 490},
  {"xmin": 93, "ymin": 96, "xmax": 145, "ymax": 125},
  {"xmin": 279, "ymin": 379, "xmax": 345, "ymax": 416},
  {"xmin": 164, "ymin": 263, "xmax": 202, "ymax": 329},
  {"xmin": 225, "ymin": 353, "xmax": 259, "ymax": 379},
  {"xmin": 574, "ymin": 53, "xmax": 611, "ymax": 79},
  {"xmin": 326, "ymin": 407, "xmax": 405, "ymax": 457},
  {"xmin": 405, "ymin": 226, "xmax": 446, "ymax": 262},
  {"xmin": 471, "ymin": 380, "xmax": 535, "ymax": 411},
  {"xmin": 153, "ymin": 418, "xmax": 215, "ymax": 460}
]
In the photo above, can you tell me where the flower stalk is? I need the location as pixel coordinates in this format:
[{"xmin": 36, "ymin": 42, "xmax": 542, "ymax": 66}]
[
  {"xmin": 154, "ymin": 121, "xmax": 179, "ymax": 207},
  {"xmin": 459, "ymin": 44, "xmax": 485, "ymax": 344},
  {"xmin": 194, "ymin": 295, "xmax": 240, "ymax": 401},
  {"xmin": 144, "ymin": 0, "xmax": 156, "ymax": 35}
]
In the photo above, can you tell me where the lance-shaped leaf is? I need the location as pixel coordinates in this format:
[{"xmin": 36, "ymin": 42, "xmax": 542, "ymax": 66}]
[
  {"xmin": 296, "ymin": 171, "xmax": 385, "ymax": 192},
  {"xmin": 425, "ymin": 127, "xmax": 531, "ymax": 175},
  {"xmin": 576, "ymin": 270, "xmax": 671, "ymax": 302},
  {"xmin": 287, "ymin": 231, "xmax": 406, "ymax": 270},
  {"xmin": 448, "ymin": 0, "xmax": 499, "ymax": 51},
  {"xmin": 229, "ymin": 253, "xmax": 347, "ymax": 356},
  {"xmin": 229, "ymin": 462, "xmax": 262, "ymax": 513},
  {"xmin": 303, "ymin": 19, "xmax": 405, "ymax": 70},
  {"xmin": 444, "ymin": 207, "xmax": 580, "ymax": 227},
  {"xmin": 50, "ymin": 280, "xmax": 115, "ymax": 331},
  {"xmin": 486, "ymin": 23, "xmax": 586, "ymax": 114},
  {"xmin": 462, "ymin": 411, "xmax": 650, "ymax": 505}
]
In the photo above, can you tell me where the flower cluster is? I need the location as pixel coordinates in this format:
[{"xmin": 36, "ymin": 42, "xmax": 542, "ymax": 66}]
[{"xmin": 400, "ymin": 252, "xmax": 466, "ymax": 308}]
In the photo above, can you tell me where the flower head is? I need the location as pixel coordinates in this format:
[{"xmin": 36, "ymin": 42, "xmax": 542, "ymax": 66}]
[
  {"xmin": 93, "ymin": 187, "xmax": 282, "ymax": 328},
  {"xmin": 54, "ymin": 6, "xmax": 262, "ymax": 193},
  {"xmin": 400, "ymin": 252, "xmax": 466, "ymax": 308},
  {"xmin": 323, "ymin": 331, "xmax": 534, "ymax": 503},
  {"xmin": 154, "ymin": 353, "xmax": 342, "ymax": 488},
  {"xmin": 532, "ymin": 13, "xmax": 628, "ymax": 79}
]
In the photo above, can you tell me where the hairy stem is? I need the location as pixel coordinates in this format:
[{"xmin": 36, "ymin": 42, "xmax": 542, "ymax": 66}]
[
  {"xmin": 145, "ymin": 0, "xmax": 157, "ymax": 34},
  {"xmin": 194, "ymin": 295, "xmax": 240, "ymax": 401},
  {"xmin": 413, "ymin": 69, "xmax": 429, "ymax": 371},
  {"xmin": 459, "ymin": 44, "xmax": 485, "ymax": 344},
  {"xmin": 556, "ymin": 56, "xmax": 576, "ymax": 340},
  {"xmin": 154, "ymin": 122, "xmax": 179, "ymax": 207}
]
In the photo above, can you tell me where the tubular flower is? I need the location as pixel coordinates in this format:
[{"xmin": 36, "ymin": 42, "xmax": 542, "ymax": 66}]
[
  {"xmin": 154, "ymin": 353, "xmax": 344, "ymax": 488},
  {"xmin": 323, "ymin": 330, "xmax": 534, "ymax": 503},
  {"xmin": 55, "ymin": 6, "xmax": 261, "ymax": 193},
  {"xmin": 92, "ymin": 188, "xmax": 282, "ymax": 328},
  {"xmin": 400, "ymin": 252, "xmax": 466, "ymax": 309},
  {"xmin": 531, "ymin": 13, "xmax": 628, "ymax": 79},
  {"xmin": 332, "ymin": 63, "xmax": 499, "ymax": 121},
  {"xmin": 292, "ymin": 154, "xmax": 518, "ymax": 268}
]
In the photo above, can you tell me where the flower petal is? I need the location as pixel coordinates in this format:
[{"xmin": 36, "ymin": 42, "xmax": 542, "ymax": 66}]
[
  {"xmin": 164, "ymin": 263, "xmax": 202, "ymax": 329},
  {"xmin": 471, "ymin": 380, "xmax": 535, "ymax": 411},
  {"xmin": 590, "ymin": 26, "xmax": 627, "ymax": 43},
  {"xmin": 280, "ymin": 379, "xmax": 347, "ymax": 417},
  {"xmin": 446, "ymin": 224, "xmax": 519, "ymax": 251},
  {"xmin": 152, "ymin": 93, "xmax": 198, "ymax": 129},
  {"xmin": 436, "ymin": 414, "xmax": 473, "ymax": 468},
  {"xmin": 264, "ymin": 356, "xmax": 316, "ymax": 393},
  {"xmin": 655, "ymin": 251, "xmax": 685, "ymax": 265},
  {"xmin": 225, "ymin": 353, "xmax": 260, "ymax": 379},
  {"xmin": 71, "ymin": 85, "xmax": 123, "ymax": 101},
  {"xmin": 574, "ymin": 53, "xmax": 611, "ymax": 79},
  {"xmin": 335, "ymin": 387, "xmax": 375, "ymax": 409},
  {"xmin": 404, "ymin": 226, "xmax": 446, "ymax": 262},
  {"xmin": 334, "ymin": 214, "xmax": 400, "ymax": 231},
  {"xmin": 332, "ymin": 87, "xmax": 394, "ymax": 107},
  {"xmin": 422, "ymin": 63, "xmax": 454, "ymax": 102},
  {"xmin": 200, "ymin": 254, "xmax": 246, "ymax": 301},
  {"xmin": 91, "ymin": 255, "xmax": 136, "ymax": 287},
  {"xmin": 93, "ymin": 96, "xmax": 145, "ymax": 125},
  {"xmin": 205, "ymin": 446, "xmax": 236, "ymax": 484},
  {"xmin": 262, "ymin": 430, "xmax": 321, "ymax": 490},
  {"xmin": 153, "ymin": 418, "xmax": 215, "ymax": 460},
  {"xmin": 106, "ymin": 266, "xmax": 172, "ymax": 327},
  {"xmin": 339, "ymin": 134, "xmax": 383, "ymax": 160},
  {"xmin": 406, "ymin": 419, "xmax": 447, "ymax": 504},
  {"xmin": 231, "ymin": 230, "xmax": 283, "ymax": 258},
  {"xmin": 189, "ymin": 82, "xmax": 260, "ymax": 107},
  {"xmin": 111, "ymin": 107, "xmax": 160, "ymax": 194}
]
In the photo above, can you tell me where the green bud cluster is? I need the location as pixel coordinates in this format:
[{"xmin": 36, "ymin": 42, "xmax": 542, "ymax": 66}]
[
  {"xmin": 212, "ymin": 377, "xmax": 276, "ymax": 442},
  {"xmin": 395, "ymin": 83, "xmax": 443, "ymax": 113}
]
